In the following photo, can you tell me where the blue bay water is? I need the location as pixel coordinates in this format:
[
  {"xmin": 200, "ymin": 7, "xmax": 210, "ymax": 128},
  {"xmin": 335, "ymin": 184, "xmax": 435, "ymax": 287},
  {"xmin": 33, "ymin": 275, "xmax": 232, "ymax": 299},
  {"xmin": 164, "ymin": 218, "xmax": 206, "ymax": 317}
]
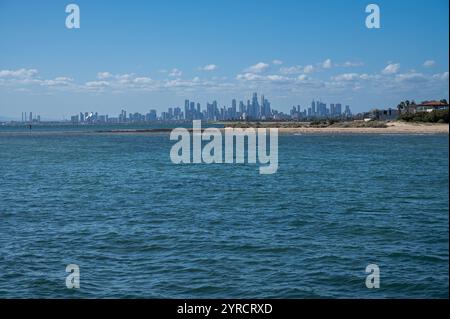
[{"xmin": 0, "ymin": 125, "xmax": 448, "ymax": 298}]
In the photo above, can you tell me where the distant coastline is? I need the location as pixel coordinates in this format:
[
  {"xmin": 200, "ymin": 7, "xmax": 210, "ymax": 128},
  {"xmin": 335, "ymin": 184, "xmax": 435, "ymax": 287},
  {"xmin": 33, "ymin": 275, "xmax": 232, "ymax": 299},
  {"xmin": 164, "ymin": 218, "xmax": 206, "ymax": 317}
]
[
  {"xmin": 0, "ymin": 120, "xmax": 447, "ymax": 135},
  {"xmin": 93, "ymin": 121, "xmax": 448, "ymax": 135},
  {"xmin": 221, "ymin": 120, "xmax": 449, "ymax": 134}
]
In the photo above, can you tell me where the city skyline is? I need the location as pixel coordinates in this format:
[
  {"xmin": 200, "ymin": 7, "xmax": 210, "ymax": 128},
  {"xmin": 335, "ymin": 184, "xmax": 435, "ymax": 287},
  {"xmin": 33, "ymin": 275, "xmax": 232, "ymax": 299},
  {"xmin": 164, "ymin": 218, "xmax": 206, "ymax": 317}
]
[
  {"xmin": 17, "ymin": 93, "xmax": 353, "ymax": 123},
  {"xmin": 0, "ymin": 0, "xmax": 449, "ymax": 119}
]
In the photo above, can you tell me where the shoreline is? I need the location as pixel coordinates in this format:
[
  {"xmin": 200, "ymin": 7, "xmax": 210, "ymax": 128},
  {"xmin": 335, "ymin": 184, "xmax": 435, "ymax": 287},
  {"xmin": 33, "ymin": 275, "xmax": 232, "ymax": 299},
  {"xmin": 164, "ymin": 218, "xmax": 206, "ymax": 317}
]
[
  {"xmin": 94, "ymin": 121, "xmax": 448, "ymax": 135},
  {"xmin": 222, "ymin": 121, "xmax": 449, "ymax": 135},
  {"xmin": 0, "ymin": 121, "xmax": 447, "ymax": 135},
  {"xmin": 275, "ymin": 123, "xmax": 449, "ymax": 134}
]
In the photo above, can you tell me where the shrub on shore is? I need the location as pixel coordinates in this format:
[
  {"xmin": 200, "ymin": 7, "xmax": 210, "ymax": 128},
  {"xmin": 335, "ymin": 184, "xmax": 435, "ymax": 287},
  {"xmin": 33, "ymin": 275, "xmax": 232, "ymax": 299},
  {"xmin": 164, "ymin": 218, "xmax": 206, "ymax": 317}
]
[{"xmin": 400, "ymin": 109, "xmax": 449, "ymax": 123}]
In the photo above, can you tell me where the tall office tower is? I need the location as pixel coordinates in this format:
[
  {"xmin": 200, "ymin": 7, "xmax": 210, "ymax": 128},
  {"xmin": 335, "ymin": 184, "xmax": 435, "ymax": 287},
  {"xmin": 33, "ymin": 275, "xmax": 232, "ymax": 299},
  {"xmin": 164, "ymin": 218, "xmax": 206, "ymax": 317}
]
[
  {"xmin": 189, "ymin": 101, "xmax": 195, "ymax": 119},
  {"xmin": 335, "ymin": 103, "xmax": 342, "ymax": 116},
  {"xmin": 149, "ymin": 109, "xmax": 157, "ymax": 121},
  {"xmin": 330, "ymin": 103, "xmax": 335, "ymax": 116},
  {"xmin": 184, "ymin": 99, "xmax": 190, "ymax": 120},
  {"xmin": 251, "ymin": 92, "xmax": 259, "ymax": 119},
  {"xmin": 290, "ymin": 106, "xmax": 297, "ymax": 118},
  {"xmin": 344, "ymin": 105, "xmax": 351, "ymax": 117},
  {"xmin": 297, "ymin": 105, "xmax": 301, "ymax": 114},
  {"xmin": 212, "ymin": 100, "xmax": 218, "ymax": 120},
  {"xmin": 231, "ymin": 99, "xmax": 237, "ymax": 119},
  {"xmin": 265, "ymin": 100, "xmax": 271, "ymax": 118},
  {"xmin": 119, "ymin": 109, "xmax": 126, "ymax": 123},
  {"xmin": 196, "ymin": 103, "xmax": 201, "ymax": 116},
  {"xmin": 311, "ymin": 100, "xmax": 316, "ymax": 116},
  {"xmin": 174, "ymin": 107, "xmax": 182, "ymax": 119},
  {"xmin": 29, "ymin": 112, "xmax": 32, "ymax": 122},
  {"xmin": 317, "ymin": 102, "xmax": 325, "ymax": 117},
  {"xmin": 206, "ymin": 102, "xmax": 211, "ymax": 120},
  {"xmin": 260, "ymin": 95, "xmax": 265, "ymax": 117},
  {"xmin": 239, "ymin": 101, "xmax": 244, "ymax": 114},
  {"xmin": 21, "ymin": 112, "xmax": 23, "ymax": 122},
  {"xmin": 251, "ymin": 93, "xmax": 256, "ymax": 118}
]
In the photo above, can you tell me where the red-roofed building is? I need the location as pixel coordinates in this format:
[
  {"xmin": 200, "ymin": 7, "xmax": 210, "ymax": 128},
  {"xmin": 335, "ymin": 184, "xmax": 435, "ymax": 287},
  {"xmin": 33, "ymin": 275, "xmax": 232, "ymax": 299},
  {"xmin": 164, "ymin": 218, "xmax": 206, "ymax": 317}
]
[{"xmin": 414, "ymin": 100, "xmax": 449, "ymax": 113}]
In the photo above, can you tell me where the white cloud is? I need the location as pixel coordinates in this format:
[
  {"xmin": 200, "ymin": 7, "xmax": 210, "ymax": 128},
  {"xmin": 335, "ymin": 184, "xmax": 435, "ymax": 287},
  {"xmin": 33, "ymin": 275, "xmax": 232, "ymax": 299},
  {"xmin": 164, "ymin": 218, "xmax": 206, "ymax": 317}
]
[
  {"xmin": 85, "ymin": 81, "xmax": 110, "ymax": 87},
  {"xmin": 3, "ymin": 62, "xmax": 447, "ymax": 105},
  {"xmin": 332, "ymin": 73, "xmax": 360, "ymax": 81},
  {"xmin": 133, "ymin": 77, "xmax": 153, "ymax": 84},
  {"xmin": 279, "ymin": 65, "xmax": 302, "ymax": 75},
  {"xmin": 42, "ymin": 77, "xmax": 74, "ymax": 87},
  {"xmin": 432, "ymin": 71, "xmax": 449, "ymax": 81},
  {"xmin": 266, "ymin": 75, "xmax": 289, "ymax": 82},
  {"xmin": 303, "ymin": 65, "xmax": 315, "ymax": 74},
  {"xmin": 423, "ymin": 60, "xmax": 436, "ymax": 68},
  {"xmin": 236, "ymin": 73, "xmax": 262, "ymax": 81},
  {"xmin": 359, "ymin": 73, "xmax": 378, "ymax": 80},
  {"xmin": 245, "ymin": 62, "xmax": 269, "ymax": 73},
  {"xmin": 322, "ymin": 59, "xmax": 332, "ymax": 69},
  {"xmin": 342, "ymin": 61, "xmax": 364, "ymax": 67},
  {"xmin": 395, "ymin": 72, "xmax": 427, "ymax": 83},
  {"xmin": 169, "ymin": 68, "xmax": 182, "ymax": 77},
  {"xmin": 272, "ymin": 59, "xmax": 283, "ymax": 65},
  {"xmin": 236, "ymin": 73, "xmax": 290, "ymax": 83},
  {"xmin": 199, "ymin": 64, "xmax": 218, "ymax": 71},
  {"xmin": 0, "ymin": 68, "xmax": 38, "ymax": 78},
  {"xmin": 97, "ymin": 72, "xmax": 112, "ymax": 79},
  {"xmin": 382, "ymin": 63, "xmax": 400, "ymax": 75}
]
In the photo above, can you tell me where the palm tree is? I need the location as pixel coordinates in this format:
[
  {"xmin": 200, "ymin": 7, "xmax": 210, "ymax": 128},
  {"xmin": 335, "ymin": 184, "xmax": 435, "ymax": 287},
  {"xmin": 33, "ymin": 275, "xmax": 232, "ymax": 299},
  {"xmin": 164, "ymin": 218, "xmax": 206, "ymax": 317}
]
[
  {"xmin": 397, "ymin": 101, "xmax": 406, "ymax": 114},
  {"xmin": 405, "ymin": 100, "xmax": 410, "ymax": 114}
]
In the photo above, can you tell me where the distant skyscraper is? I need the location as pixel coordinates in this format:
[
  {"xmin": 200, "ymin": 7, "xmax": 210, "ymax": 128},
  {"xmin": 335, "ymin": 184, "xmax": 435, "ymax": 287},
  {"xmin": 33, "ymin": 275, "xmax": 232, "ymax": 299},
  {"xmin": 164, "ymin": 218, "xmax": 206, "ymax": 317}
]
[
  {"xmin": 239, "ymin": 101, "xmax": 244, "ymax": 114},
  {"xmin": 231, "ymin": 99, "xmax": 237, "ymax": 119},
  {"xmin": 184, "ymin": 99, "xmax": 190, "ymax": 120},
  {"xmin": 251, "ymin": 92, "xmax": 259, "ymax": 119},
  {"xmin": 335, "ymin": 103, "xmax": 342, "ymax": 116},
  {"xmin": 344, "ymin": 105, "xmax": 351, "ymax": 117}
]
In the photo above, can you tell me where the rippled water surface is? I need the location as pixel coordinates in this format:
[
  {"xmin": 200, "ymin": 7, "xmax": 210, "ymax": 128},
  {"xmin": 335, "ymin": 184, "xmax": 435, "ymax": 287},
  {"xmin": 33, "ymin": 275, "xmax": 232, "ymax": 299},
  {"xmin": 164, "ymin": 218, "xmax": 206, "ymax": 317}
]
[{"xmin": 0, "ymin": 126, "xmax": 448, "ymax": 298}]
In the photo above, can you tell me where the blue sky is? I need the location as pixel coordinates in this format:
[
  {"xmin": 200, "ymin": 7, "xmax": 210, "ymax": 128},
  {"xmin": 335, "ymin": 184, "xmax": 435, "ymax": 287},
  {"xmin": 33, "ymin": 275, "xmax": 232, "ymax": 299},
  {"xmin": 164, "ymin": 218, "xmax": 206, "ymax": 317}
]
[{"xmin": 0, "ymin": 0, "xmax": 448, "ymax": 119}]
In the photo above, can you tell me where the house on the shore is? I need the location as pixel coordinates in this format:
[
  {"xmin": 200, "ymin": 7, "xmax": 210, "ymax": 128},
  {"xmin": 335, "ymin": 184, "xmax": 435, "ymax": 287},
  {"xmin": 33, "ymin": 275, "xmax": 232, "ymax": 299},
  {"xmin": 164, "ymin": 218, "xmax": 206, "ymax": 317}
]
[
  {"xmin": 363, "ymin": 108, "xmax": 399, "ymax": 121},
  {"xmin": 398, "ymin": 100, "xmax": 449, "ymax": 114},
  {"xmin": 413, "ymin": 100, "xmax": 449, "ymax": 113}
]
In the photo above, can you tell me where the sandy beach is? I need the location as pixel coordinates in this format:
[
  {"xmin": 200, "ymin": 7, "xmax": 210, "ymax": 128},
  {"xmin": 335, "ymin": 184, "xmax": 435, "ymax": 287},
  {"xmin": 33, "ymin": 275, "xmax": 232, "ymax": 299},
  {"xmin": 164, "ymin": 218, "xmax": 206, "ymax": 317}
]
[{"xmin": 224, "ymin": 121, "xmax": 449, "ymax": 135}]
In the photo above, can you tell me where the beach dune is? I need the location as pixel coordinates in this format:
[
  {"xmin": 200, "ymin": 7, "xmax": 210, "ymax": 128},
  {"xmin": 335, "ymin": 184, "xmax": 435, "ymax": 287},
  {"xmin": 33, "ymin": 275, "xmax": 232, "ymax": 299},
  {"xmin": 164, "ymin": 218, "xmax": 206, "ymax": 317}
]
[{"xmin": 225, "ymin": 121, "xmax": 449, "ymax": 134}]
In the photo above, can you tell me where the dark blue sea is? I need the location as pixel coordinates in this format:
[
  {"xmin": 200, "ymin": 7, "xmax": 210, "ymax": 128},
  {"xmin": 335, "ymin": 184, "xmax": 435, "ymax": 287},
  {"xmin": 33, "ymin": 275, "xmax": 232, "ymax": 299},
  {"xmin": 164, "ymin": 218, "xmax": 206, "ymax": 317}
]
[{"xmin": 0, "ymin": 124, "xmax": 448, "ymax": 298}]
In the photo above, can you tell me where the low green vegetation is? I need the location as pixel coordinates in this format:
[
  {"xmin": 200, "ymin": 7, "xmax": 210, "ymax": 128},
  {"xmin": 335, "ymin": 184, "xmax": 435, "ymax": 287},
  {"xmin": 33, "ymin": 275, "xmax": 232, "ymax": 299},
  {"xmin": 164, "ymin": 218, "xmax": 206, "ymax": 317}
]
[
  {"xmin": 310, "ymin": 119, "xmax": 387, "ymax": 128},
  {"xmin": 400, "ymin": 109, "xmax": 449, "ymax": 123},
  {"xmin": 333, "ymin": 120, "xmax": 388, "ymax": 128}
]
